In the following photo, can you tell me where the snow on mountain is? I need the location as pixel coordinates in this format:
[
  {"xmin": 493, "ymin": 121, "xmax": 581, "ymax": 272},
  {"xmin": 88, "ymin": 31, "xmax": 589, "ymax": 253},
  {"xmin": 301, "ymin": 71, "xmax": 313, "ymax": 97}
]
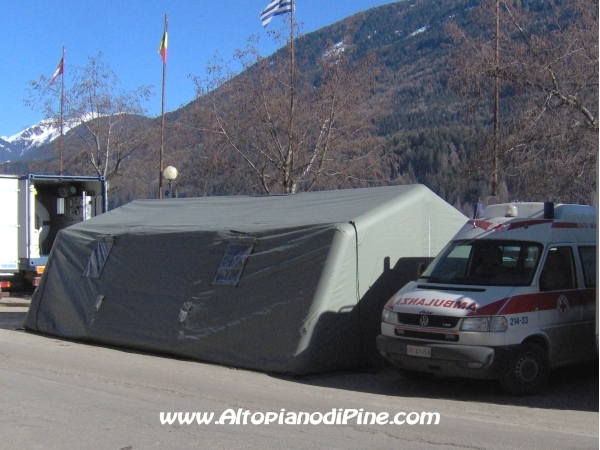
[
  {"xmin": 1, "ymin": 119, "xmax": 61, "ymax": 156},
  {"xmin": 322, "ymin": 40, "xmax": 347, "ymax": 61},
  {"xmin": 410, "ymin": 26, "xmax": 428, "ymax": 36},
  {"xmin": 0, "ymin": 116, "xmax": 93, "ymax": 163},
  {"xmin": 0, "ymin": 113, "xmax": 140, "ymax": 163},
  {"xmin": 0, "ymin": 137, "xmax": 13, "ymax": 162}
]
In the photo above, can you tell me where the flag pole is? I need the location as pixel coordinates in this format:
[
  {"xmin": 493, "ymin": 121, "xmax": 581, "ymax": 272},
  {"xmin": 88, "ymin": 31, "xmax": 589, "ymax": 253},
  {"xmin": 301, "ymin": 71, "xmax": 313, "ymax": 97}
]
[
  {"xmin": 492, "ymin": 0, "xmax": 500, "ymax": 197},
  {"xmin": 159, "ymin": 14, "xmax": 168, "ymax": 199},
  {"xmin": 60, "ymin": 46, "xmax": 65, "ymax": 175},
  {"xmin": 287, "ymin": 0, "xmax": 296, "ymax": 192},
  {"xmin": 290, "ymin": 1, "xmax": 295, "ymax": 94},
  {"xmin": 290, "ymin": 0, "xmax": 295, "ymax": 110}
]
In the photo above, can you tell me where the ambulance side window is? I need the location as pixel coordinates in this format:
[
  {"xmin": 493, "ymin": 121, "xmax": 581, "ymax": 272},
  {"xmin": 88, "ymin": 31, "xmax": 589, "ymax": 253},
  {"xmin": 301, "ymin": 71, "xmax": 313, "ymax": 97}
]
[
  {"xmin": 578, "ymin": 246, "xmax": 596, "ymax": 288},
  {"xmin": 539, "ymin": 246, "xmax": 576, "ymax": 292}
]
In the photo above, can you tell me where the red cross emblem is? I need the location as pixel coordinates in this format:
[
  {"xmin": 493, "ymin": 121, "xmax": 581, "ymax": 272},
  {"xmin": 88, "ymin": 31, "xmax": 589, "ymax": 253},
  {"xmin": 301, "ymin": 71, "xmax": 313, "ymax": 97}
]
[{"xmin": 557, "ymin": 295, "xmax": 569, "ymax": 314}]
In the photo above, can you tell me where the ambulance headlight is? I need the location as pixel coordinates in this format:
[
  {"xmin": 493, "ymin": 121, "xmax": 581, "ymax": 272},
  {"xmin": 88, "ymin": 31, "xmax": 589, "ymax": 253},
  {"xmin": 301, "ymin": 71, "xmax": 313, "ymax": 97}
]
[
  {"xmin": 461, "ymin": 316, "xmax": 508, "ymax": 332},
  {"xmin": 490, "ymin": 316, "xmax": 508, "ymax": 332},
  {"xmin": 461, "ymin": 317, "xmax": 489, "ymax": 332},
  {"xmin": 382, "ymin": 308, "xmax": 397, "ymax": 324}
]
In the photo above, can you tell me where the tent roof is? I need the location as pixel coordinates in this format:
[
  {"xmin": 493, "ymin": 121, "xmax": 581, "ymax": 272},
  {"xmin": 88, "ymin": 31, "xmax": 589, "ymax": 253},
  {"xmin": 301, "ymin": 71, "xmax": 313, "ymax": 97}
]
[{"xmin": 75, "ymin": 185, "xmax": 452, "ymax": 234}]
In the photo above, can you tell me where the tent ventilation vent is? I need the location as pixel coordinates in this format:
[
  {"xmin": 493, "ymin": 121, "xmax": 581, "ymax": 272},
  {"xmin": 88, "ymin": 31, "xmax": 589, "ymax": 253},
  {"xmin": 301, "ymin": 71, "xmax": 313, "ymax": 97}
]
[
  {"xmin": 82, "ymin": 235, "xmax": 115, "ymax": 278},
  {"xmin": 212, "ymin": 242, "xmax": 254, "ymax": 286}
]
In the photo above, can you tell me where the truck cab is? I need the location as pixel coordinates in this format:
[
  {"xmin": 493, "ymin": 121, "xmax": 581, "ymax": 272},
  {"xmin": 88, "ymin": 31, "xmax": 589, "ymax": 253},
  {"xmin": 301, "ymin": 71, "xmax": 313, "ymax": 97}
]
[{"xmin": 376, "ymin": 202, "xmax": 597, "ymax": 395}]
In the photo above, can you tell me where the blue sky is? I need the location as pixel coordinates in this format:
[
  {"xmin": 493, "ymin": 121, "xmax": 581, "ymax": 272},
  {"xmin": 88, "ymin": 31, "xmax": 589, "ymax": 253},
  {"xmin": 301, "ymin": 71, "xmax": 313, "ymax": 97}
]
[{"xmin": 1, "ymin": 0, "xmax": 395, "ymax": 138}]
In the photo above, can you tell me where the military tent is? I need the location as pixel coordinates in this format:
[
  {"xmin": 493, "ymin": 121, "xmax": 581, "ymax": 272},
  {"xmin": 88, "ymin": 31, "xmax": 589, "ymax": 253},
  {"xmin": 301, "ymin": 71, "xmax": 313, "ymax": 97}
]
[{"xmin": 25, "ymin": 185, "xmax": 467, "ymax": 374}]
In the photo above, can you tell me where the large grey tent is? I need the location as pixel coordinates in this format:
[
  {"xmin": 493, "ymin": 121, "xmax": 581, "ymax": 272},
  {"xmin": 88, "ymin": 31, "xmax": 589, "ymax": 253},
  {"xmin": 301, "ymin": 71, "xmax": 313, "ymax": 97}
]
[{"xmin": 25, "ymin": 185, "xmax": 467, "ymax": 375}]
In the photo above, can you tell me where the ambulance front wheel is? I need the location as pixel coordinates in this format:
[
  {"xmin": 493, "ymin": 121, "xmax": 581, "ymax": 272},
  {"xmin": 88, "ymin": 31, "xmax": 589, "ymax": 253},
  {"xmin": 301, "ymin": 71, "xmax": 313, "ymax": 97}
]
[{"xmin": 499, "ymin": 343, "xmax": 549, "ymax": 396}]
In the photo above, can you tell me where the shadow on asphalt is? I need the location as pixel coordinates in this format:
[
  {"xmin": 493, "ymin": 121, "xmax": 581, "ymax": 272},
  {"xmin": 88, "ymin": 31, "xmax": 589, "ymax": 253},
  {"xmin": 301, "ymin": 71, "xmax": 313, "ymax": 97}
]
[
  {"xmin": 273, "ymin": 361, "xmax": 599, "ymax": 413},
  {"xmin": 0, "ymin": 312, "xmax": 27, "ymax": 331},
  {"xmin": 4, "ymin": 307, "xmax": 597, "ymax": 414}
]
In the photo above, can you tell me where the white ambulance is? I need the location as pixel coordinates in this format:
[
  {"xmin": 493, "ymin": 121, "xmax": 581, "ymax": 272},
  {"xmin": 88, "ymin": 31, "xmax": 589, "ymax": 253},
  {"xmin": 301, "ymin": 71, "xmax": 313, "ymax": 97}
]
[{"xmin": 376, "ymin": 202, "xmax": 597, "ymax": 395}]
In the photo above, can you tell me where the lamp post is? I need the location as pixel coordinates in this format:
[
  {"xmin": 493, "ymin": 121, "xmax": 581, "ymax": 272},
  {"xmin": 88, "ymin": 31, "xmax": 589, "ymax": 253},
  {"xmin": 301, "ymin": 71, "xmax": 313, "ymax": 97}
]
[{"xmin": 162, "ymin": 166, "xmax": 178, "ymax": 198}]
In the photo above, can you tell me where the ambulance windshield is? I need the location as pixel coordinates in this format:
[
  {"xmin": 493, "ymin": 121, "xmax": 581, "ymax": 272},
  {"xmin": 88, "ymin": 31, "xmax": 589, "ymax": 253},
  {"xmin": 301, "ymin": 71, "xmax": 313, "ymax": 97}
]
[{"xmin": 420, "ymin": 240, "xmax": 543, "ymax": 286}]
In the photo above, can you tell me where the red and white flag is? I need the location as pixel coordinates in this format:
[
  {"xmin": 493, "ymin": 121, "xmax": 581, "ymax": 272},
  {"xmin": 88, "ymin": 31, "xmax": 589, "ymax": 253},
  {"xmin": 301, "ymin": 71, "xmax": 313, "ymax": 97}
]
[{"xmin": 48, "ymin": 57, "xmax": 64, "ymax": 86}]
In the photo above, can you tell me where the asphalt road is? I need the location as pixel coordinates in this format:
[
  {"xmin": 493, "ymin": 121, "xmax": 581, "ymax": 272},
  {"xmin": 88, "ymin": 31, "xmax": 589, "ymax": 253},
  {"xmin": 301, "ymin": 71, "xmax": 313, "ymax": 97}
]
[{"xmin": 0, "ymin": 298, "xmax": 598, "ymax": 450}]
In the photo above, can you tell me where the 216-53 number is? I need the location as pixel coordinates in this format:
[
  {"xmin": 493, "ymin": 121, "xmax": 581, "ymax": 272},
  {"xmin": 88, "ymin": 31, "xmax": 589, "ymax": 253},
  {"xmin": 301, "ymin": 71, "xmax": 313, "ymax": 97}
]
[{"xmin": 509, "ymin": 316, "xmax": 529, "ymax": 326}]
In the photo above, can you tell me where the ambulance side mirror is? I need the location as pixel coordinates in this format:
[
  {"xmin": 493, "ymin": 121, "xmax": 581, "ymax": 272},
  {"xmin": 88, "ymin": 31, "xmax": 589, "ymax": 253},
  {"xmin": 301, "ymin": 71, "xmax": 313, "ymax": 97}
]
[{"xmin": 417, "ymin": 262, "xmax": 426, "ymax": 278}]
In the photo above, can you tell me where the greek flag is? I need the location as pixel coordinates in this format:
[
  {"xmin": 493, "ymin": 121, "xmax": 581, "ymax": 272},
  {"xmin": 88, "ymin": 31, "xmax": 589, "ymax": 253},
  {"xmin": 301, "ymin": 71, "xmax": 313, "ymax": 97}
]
[{"xmin": 261, "ymin": 0, "xmax": 293, "ymax": 27}]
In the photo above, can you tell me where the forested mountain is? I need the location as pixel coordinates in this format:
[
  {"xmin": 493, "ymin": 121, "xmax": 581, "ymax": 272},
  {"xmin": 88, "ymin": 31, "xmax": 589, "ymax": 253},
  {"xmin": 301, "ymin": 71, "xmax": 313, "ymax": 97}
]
[
  {"xmin": 3, "ymin": 0, "xmax": 597, "ymax": 211},
  {"xmin": 169, "ymin": 0, "xmax": 487, "ymax": 208}
]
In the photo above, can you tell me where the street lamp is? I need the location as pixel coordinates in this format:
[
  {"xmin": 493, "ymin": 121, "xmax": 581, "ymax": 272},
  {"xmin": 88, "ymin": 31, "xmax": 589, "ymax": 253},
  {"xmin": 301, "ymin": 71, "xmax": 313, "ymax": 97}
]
[{"xmin": 162, "ymin": 166, "xmax": 178, "ymax": 198}]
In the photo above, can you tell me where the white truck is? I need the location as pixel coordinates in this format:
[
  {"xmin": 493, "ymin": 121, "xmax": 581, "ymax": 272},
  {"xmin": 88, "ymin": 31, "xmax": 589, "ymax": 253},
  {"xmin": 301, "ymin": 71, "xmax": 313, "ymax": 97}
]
[
  {"xmin": 0, "ymin": 174, "xmax": 106, "ymax": 290},
  {"xmin": 377, "ymin": 202, "xmax": 597, "ymax": 395}
]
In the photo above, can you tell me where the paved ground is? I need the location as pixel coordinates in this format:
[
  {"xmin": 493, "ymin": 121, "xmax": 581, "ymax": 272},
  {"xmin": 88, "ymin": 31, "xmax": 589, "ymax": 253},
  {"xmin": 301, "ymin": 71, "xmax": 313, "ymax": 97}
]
[
  {"xmin": 0, "ymin": 294, "xmax": 30, "ymax": 329},
  {"xmin": 0, "ymin": 296, "xmax": 598, "ymax": 450},
  {"xmin": 0, "ymin": 294, "xmax": 30, "ymax": 310}
]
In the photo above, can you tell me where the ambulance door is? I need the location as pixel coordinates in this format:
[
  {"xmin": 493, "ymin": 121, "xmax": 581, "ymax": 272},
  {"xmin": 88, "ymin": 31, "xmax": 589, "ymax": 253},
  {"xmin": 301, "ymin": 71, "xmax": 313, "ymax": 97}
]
[
  {"xmin": 538, "ymin": 245, "xmax": 585, "ymax": 364},
  {"xmin": 576, "ymin": 245, "xmax": 597, "ymax": 359}
]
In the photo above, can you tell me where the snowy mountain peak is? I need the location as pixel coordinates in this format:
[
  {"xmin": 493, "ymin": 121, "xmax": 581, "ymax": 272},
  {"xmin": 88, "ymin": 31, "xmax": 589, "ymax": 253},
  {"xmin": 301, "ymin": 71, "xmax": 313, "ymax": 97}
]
[
  {"xmin": 2, "ymin": 119, "xmax": 61, "ymax": 149},
  {"xmin": 0, "ymin": 119, "xmax": 65, "ymax": 163}
]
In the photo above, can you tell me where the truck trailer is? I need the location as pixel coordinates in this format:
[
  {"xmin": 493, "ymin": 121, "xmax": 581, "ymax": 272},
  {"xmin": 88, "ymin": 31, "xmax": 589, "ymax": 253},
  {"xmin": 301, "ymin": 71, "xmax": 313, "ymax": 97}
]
[{"xmin": 0, "ymin": 174, "xmax": 106, "ymax": 290}]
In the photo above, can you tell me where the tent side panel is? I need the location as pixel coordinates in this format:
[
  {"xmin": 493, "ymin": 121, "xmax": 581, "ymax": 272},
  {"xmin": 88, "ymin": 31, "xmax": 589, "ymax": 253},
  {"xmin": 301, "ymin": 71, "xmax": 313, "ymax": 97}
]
[
  {"xmin": 350, "ymin": 189, "xmax": 467, "ymax": 367},
  {"xmin": 294, "ymin": 190, "xmax": 468, "ymax": 373},
  {"xmin": 175, "ymin": 226, "xmax": 335, "ymax": 373},
  {"xmin": 293, "ymin": 224, "xmax": 364, "ymax": 374},
  {"xmin": 25, "ymin": 228, "xmax": 94, "ymax": 337},
  {"xmin": 27, "ymin": 226, "xmax": 336, "ymax": 375}
]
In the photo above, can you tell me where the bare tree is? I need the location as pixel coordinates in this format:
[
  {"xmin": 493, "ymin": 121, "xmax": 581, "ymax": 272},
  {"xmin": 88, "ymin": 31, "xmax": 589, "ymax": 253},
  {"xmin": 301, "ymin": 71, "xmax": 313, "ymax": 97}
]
[
  {"xmin": 26, "ymin": 53, "xmax": 154, "ymax": 209},
  {"xmin": 448, "ymin": 0, "xmax": 598, "ymax": 203},
  {"xmin": 191, "ymin": 27, "xmax": 396, "ymax": 195}
]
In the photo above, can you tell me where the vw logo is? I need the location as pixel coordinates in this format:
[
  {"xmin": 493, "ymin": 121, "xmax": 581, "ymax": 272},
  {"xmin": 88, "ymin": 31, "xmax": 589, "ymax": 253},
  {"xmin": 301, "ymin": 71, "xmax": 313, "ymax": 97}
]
[{"xmin": 419, "ymin": 315, "xmax": 429, "ymax": 327}]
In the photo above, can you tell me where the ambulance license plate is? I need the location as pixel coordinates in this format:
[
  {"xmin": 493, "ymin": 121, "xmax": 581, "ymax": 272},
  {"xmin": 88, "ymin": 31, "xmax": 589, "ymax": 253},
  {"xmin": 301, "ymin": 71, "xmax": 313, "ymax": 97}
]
[{"xmin": 406, "ymin": 345, "xmax": 431, "ymax": 358}]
